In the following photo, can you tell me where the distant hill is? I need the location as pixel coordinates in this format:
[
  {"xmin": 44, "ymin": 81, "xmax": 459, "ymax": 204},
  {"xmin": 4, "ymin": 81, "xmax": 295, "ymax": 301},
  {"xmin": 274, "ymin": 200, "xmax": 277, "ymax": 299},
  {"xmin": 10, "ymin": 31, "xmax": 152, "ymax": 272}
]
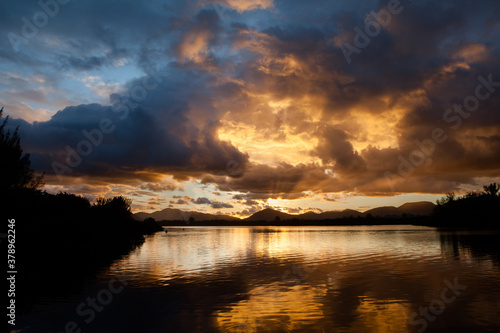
[
  {"xmin": 244, "ymin": 208, "xmax": 294, "ymax": 221},
  {"xmin": 363, "ymin": 206, "xmax": 401, "ymax": 217},
  {"xmin": 318, "ymin": 209, "xmax": 364, "ymax": 219},
  {"xmin": 364, "ymin": 201, "xmax": 435, "ymax": 217},
  {"xmin": 133, "ymin": 208, "xmax": 239, "ymax": 222},
  {"xmin": 397, "ymin": 201, "xmax": 436, "ymax": 215},
  {"xmin": 134, "ymin": 201, "xmax": 436, "ymax": 222},
  {"xmin": 244, "ymin": 202, "xmax": 435, "ymax": 222},
  {"xmin": 244, "ymin": 208, "xmax": 364, "ymax": 221}
]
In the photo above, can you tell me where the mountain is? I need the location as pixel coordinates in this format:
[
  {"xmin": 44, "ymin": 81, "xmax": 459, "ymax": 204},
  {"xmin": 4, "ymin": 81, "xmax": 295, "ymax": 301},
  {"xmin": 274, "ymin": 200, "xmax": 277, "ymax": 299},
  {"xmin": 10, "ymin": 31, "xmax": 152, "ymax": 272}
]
[
  {"xmin": 244, "ymin": 208, "xmax": 365, "ymax": 221},
  {"xmin": 133, "ymin": 208, "xmax": 239, "ymax": 222},
  {"xmin": 245, "ymin": 208, "xmax": 369, "ymax": 222},
  {"xmin": 363, "ymin": 206, "xmax": 401, "ymax": 217},
  {"xmin": 364, "ymin": 201, "xmax": 435, "ymax": 217},
  {"xmin": 398, "ymin": 201, "xmax": 436, "ymax": 215},
  {"xmin": 245, "ymin": 202, "xmax": 436, "ymax": 221},
  {"xmin": 244, "ymin": 208, "xmax": 293, "ymax": 221},
  {"xmin": 318, "ymin": 209, "xmax": 363, "ymax": 219},
  {"xmin": 135, "ymin": 201, "xmax": 436, "ymax": 223}
]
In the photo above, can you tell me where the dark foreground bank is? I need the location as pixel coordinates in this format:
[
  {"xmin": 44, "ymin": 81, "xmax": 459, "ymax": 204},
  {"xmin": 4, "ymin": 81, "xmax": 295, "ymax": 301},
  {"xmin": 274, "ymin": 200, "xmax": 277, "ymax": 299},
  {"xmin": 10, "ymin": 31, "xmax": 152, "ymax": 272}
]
[{"xmin": 1, "ymin": 188, "xmax": 162, "ymax": 316}]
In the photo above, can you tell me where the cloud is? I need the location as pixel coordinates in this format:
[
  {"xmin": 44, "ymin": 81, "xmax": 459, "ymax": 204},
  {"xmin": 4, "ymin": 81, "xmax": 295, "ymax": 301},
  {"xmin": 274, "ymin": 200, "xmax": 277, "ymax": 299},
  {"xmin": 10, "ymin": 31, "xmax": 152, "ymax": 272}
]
[
  {"xmin": 323, "ymin": 195, "xmax": 339, "ymax": 203},
  {"xmin": 233, "ymin": 206, "xmax": 261, "ymax": 217},
  {"xmin": 192, "ymin": 196, "xmax": 233, "ymax": 209},
  {"xmin": 313, "ymin": 126, "xmax": 366, "ymax": 175},
  {"xmin": 192, "ymin": 197, "xmax": 212, "ymax": 205},
  {"xmin": 176, "ymin": 9, "xmax": 222, "ymax": 66},
  {"xmin": 170, "ymin": 198, "xmax": 189, "ymax": 205},
  {"xmin": 7, "ymin": 91, "xmax": 249, "ymax": 182},
  {"xmin": 210, "ymin": 200, "xmax": 234, "ymax": 209},
  {"xmin": 203, "ymin": 163, "xmax": 336, "ymax": 197},
  {"xmin": 203, "ymin": 0, "xmax": 273, "ymax": 13},
  {"xmin": 140, "ymin": 182, "xmax": 180, "ymax": 192},
  {"xmin": 1, "ymin": 0, "xmax": 500, "ymax": 201}
]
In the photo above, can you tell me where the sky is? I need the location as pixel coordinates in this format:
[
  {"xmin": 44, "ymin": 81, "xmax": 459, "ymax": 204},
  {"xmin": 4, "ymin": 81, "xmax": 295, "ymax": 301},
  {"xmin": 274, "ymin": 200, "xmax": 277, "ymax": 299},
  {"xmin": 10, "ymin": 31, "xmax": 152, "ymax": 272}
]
[{"xmin": 1, "ymin": 0, "xmax": 500, "ymax": 216}]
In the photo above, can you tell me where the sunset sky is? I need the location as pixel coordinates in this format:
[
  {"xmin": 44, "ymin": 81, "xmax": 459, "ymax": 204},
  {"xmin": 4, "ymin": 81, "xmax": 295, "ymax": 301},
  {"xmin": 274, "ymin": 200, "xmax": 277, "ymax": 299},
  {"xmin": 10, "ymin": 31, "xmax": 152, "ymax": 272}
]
[{"xmin": 1, "ymin": 0, "xmax": 499, "ymax": 216}]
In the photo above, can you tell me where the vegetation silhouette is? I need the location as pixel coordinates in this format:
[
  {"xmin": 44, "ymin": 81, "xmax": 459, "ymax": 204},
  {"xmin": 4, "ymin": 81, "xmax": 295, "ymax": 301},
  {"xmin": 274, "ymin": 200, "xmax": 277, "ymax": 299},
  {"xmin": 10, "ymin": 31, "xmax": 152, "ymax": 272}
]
[
  {"xmin": 432, "ymin": 184, "xmax": 500, "ymax": 228},
  {"xmin": 1, "ymin": 108, "xmax": 162, "ymax": 314},
  {"xmin": 0, "ymin": 107, "xmax": 44, "ymax": 190}
]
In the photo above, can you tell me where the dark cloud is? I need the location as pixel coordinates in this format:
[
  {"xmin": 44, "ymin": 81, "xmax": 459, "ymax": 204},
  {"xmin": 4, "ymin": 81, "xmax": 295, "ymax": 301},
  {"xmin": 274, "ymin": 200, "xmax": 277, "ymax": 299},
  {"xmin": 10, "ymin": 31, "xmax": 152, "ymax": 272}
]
[
  {"xmin": 1, "ymin": 0, "xmax": 500, "ymax": 200},
  {"xmin": 204, "ymin": 163, "xmax": 335, "ymax": 197},
  {"xmin": 7, "ymin": 99, "xmax": 248, "ymax": 182},
  {"xmin": 234, "ymin": 206, "xmax": 261, "ymax": 217},
  {"xmin": 170, "ymin": 199, "xmax": 189, "ymax": 205},
  {"xmin": 210, "ymin": 201, "xmax": 234, "ymax": 209},
  {"xmin": 192, "ymin": 197, "xmax": 212, "ymax": 205},
  {"xmin": 170, "ymin": 195, "xmax": 192, "ymax": 205},
  {"xmin": 314, "ymin": 126, "xmax": 366, "ymax": 175},
  {"xmin": 140, "ymin": 182, "xmax": 179, "ymax": 192},
  {"xmin": 192, "ymin": 196, "xmax": 233, "ymax": 209}
]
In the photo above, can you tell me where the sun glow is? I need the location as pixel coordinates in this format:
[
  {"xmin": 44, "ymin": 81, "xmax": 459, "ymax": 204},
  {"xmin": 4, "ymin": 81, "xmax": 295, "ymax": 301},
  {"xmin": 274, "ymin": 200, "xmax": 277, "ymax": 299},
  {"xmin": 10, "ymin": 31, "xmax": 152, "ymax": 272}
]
[
  {"xmin": 345, "ymin": 106, "xmax": 405, "ymax": 152},
  {"xmin": 217, "ymin": 119, "xmax": 318, "ymax": 166},
  {"xmin": 266, "ymin": 198, "xmax": 286, "ymax": 210}
]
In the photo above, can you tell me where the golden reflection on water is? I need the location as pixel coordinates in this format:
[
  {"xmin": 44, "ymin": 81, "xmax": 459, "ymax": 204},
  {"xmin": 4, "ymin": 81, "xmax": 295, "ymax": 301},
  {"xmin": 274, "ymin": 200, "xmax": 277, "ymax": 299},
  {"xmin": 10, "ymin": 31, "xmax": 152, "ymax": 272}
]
[
  {"xmin": 216, "ymin": 283, "xmax": 327, "ymax": 333},
  {"xmin": 351, "ymin": 297, "xmax": 411, "ymax": 332},
  {"xmin": 113, "ymin": 226, "xmax": 441, "ymax": 276},
  {"xmin": 104, "ymin": 226, "xmax": 500, "ymax": 332},
  {"xmin": 215, "ymin": 287, "xmax": 413, "ymax": 332},
  {"xmin": 214, "ymin": 273, "xmax": 413, "ymax": 333}
]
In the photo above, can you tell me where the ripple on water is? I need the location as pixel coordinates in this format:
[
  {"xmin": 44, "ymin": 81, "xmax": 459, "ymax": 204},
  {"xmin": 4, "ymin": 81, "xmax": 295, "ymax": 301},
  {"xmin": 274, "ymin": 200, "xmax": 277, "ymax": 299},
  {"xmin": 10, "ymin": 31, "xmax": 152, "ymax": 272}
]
[{"xmin": 15, "ymin": 226, "xmax": 500, "ymax": 333}]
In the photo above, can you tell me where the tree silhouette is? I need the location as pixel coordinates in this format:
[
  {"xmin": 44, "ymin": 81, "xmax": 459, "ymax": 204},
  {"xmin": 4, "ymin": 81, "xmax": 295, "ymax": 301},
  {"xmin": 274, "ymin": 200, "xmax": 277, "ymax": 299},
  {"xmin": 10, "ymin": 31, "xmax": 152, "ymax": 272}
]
[
  {"xmin": 93, "ymin": 195, "xmax": 133, "ymax": 220},
  {"xmin": 484, "ymin": 183, "xmax": 499, "ymax": 197},
  {"xmin": 0, "ymin": 108, "xmax": 163, "ymax": 313},
  {"xmin": 107, "ymin": 196, "xmax": 133, "ymax": 215},
  {"xmin": 0, "ymin": 107, "xmax": 44, "ymax": 191},
  {"xmin": 433, "ymin": 184, "xmax": 500, "ymax": 228},
  {"xmin": 438, "ymin": 192, "xmax": 456, "ymax": 205}
]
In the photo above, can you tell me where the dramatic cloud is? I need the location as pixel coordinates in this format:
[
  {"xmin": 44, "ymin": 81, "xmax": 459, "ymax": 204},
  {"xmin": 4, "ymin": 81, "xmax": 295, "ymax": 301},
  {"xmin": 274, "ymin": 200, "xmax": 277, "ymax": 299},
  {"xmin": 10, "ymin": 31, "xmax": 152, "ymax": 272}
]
[
  {"xmin": 140, "ymin": 182, "xmax": 180, "ymax": 192},
  {"xmin": 2, "ymin": 0, "xmax": 500, "ymax": 213},
  {"xmin": 192, "ymin": 196, "xmax": 233, "ymax": 209}
]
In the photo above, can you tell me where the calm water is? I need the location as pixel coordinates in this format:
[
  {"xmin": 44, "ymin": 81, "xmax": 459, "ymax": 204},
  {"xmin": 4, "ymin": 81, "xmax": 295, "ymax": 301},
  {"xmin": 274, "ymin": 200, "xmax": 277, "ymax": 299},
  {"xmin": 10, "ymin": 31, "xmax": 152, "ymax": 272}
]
[{"xmin": 15, "ymin": 226, "xmax": 500, "ymax": 333}]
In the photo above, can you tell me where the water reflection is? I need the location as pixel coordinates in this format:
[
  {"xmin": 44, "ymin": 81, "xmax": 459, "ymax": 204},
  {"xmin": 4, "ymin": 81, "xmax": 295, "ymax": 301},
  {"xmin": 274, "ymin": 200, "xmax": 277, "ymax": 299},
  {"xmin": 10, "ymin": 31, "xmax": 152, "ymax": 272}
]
[
  {"xmin": 440, "ymin": 230, "xmax": 500, "ymax": 265},
  {"xmin": 15, "ymin": 226, "xmax": 500, "ymax": 333},
  {"xmin": 111, "ymin": 226, "xmax": 443, "ymax": 281},
  {"xmin": 101, "ymin": 226, "xmax": 500, "ymax": 332}
]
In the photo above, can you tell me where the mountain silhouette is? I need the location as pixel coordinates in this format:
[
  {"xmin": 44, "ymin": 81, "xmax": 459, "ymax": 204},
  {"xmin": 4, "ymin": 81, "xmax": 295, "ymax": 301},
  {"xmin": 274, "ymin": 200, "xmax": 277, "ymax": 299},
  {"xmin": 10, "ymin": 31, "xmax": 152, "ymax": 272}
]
[
  {"xmin": 244, "ymin": 202, "xmax": 435, "ymax": 221},
  {"xmin": 396, "ymin": 201, "xmax": 436, "ymax": 215},
  {"xmin": 134, "ymin": 208, "xmax": 239, "ymax": 222},
  {"xmin": 244, "ymin": 208, "xmax": 294, "ymax": 221},
  {"xmin": 138, "ymin": 201, "xmax": 436, "ymax": 222}
]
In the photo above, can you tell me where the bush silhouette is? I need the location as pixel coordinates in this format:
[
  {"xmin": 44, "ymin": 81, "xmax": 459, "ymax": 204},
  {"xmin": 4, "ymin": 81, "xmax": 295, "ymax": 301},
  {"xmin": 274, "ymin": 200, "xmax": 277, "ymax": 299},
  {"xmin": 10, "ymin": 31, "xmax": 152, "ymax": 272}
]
[
  {"xmin": 433, "ymin": 183, "xmax": 500, "ymax": 228},
  {"xmin": 0, "ymin": 107, "xmax": 162, "ymax": 313},
  {"xmin": 0, "ymin": 107, "xmax": 44, "ymax": 191}
]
